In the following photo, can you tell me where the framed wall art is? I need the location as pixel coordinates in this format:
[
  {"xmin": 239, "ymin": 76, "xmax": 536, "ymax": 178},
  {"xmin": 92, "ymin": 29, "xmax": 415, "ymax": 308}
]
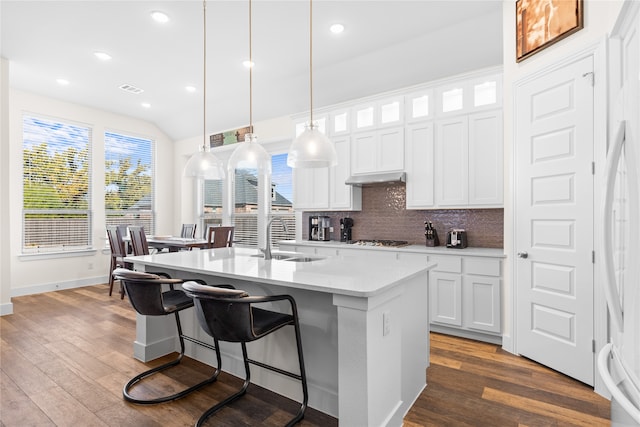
[{"xmin": 516, "ymin": 0, "xmax": 584, "ymax": 62}]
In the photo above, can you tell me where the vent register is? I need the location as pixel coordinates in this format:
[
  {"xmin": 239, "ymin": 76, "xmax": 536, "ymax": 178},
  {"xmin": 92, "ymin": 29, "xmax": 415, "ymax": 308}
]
[{"xmin": 119, "ymin": 84, "xmax": 144, "ymax": 94}]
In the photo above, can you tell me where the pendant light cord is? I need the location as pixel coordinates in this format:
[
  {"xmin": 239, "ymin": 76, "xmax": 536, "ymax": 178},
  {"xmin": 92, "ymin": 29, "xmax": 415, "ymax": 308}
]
[
  {"xmin": 203, "ymin": 0, "xmax": 207, "ymax": 150},
  {"xmin": 249, "ymin": 0, "xmax": 253, "ymax": 133},
  {"xmin": 309, "ymin": 0, "xmax": 314, "ymax": 126}
]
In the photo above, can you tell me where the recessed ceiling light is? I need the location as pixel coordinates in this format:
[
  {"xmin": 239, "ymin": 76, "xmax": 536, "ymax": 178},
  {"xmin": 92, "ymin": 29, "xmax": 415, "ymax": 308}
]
[
  {"xmin": 56, "ymin": 78, "xmax": 69, "ymax": 86},
  {"xmin": 151, "ymin": 11, "xmax": 169, "ymax": 23},
  {"xmin": 243, "ymin": 60, "xmax": 255, "ymax": 69},
  {"xmin": 329, "ymin": 23, "xmax": 345, "ymax": 34},
  {"xmin": 185, "ymin": 85, "xmax": 197, "ymax": 93},
  {"xmin": 94, "ymin": 51, "xmax": 112, "ymax": 61},
  {"xmin": 141, "ymin": 102, "xmax": 151, "ymax": 108}
]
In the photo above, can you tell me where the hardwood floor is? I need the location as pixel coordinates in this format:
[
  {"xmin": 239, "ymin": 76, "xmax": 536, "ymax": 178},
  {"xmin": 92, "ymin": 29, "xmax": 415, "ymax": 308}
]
[{"xmin": 1, "ymin": 284, "xmax": 610, "ymax": 426}]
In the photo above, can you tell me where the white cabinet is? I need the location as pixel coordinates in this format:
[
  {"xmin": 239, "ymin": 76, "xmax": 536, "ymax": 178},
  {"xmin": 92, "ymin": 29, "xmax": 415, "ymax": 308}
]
[
  {"xmin": 436, "ymin": 117, "xmax": 469, "ymax": 206},
  {"xmin": 352, "ymin": 126, "xmax": 404, "ymax": 175},
  {"xmin": 468, "ymin": 111, "xmax": 503, "ymax": 206},
  {"xmin": 435, "ymin": 110, "xmax": 502, "ymax": 207},
  {"xmin": 405, "ymin": 121, "xmax": 435, "ymax": 209},
  {"xmin": 292, "ymin": 117, "xmax": 361, "ymax": 211},
  {"xmin": 293, "ymin": 167, "xmax": 329, "ymax": 210},
  {"xmin": 429, "ymin": 255, "xmax": 502, "ymax": 340}
]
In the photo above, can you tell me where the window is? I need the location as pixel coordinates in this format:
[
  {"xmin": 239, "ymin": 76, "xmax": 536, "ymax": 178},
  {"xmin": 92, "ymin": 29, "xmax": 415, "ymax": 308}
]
[
  {"xmin": 22, "ymin": 115, "xmax": 92, "ymax": 253},
  {"xmin": 105, "ymin": 131, "xmax": 155, "ymax": 234},
  {"xmin": 202, "ymin": 152, "xmax": 295, "ymax": 247}
]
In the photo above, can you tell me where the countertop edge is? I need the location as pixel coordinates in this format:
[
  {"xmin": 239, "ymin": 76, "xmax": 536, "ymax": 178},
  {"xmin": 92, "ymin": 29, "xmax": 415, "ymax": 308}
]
[{"xmin": 278, "ymin": 240, "xmax": 505, "ymax": 258}]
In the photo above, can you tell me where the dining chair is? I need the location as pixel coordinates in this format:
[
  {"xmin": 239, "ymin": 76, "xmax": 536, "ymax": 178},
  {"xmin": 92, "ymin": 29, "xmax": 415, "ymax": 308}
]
[
  {"xmin": 180, "ymin": 223, "xmax": 197, "ymax": 239},
  {"xmin": 106, "ymin": 225, "xmax": 129, "ymax": 297},
  {"xmin": 206, "ymin": 225, "xmax": 234, "ymax": 249},
  {"xmin": 181, "ymin": 281, "xmax": 308, "ymax": 426},
  {"xmin": 128, "ymin": 225, "xmax": 150, "ymax": 256},
  {"xmin": 112, "ymin": 268, "xmax": 229, "ymax": 405}
]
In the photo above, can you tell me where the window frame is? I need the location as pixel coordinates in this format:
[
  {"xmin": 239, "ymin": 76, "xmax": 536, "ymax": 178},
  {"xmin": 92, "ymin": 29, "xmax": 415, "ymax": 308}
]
[
  {"xmin": 104, "ymin": 129, "xmax": 156, "ymax": 236},
  {"xmin": 21, "ymin": 113, "xmax": 93, "ymax": 255}
]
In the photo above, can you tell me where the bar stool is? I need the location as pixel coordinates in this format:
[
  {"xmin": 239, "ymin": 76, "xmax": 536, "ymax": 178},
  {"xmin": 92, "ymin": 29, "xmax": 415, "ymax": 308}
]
[
  {"xmin": 181, "ymin": 281, "xmax": 308, "ymax": 427},
  {"xmin": 112, "ymin": 268, "xmax": 227, "ymax": 405}
]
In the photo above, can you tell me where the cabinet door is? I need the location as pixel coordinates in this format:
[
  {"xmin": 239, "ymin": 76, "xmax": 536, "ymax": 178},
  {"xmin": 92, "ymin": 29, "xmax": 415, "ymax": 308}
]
[
  {"xmin": 463, "ymin": 275, "xmax": 501, "ymax": 333},
  {"xmin": 330, "ymin": 135, "xmax": 361, "ymax": 210},
  {"xmin": 429, "ymin": 271, "xmax": 462, "ymax": 327},
  {"xmin": 468, "ymin": 111, "xmax": 503, "ymax": 206},
  {"xmin": 293, "ymin": 168, "xmax": 329, "ymax": 210},
  {"xmin": 378, "ymin": 126, "xmax": 404, "ymax": 172},
  {"xmin": 351, "ymin": 131, "xmax": 377, "ymax": 174},
  {"xmin": 436, "ymin": 117, "xmax": 469, "ymax": 206},
  {"xmin": 406, "ymin": 121, "xmax": 435, "ymax": 209}
]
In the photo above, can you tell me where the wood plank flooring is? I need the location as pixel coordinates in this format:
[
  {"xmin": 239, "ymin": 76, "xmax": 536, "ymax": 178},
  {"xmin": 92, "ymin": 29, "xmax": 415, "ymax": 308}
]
[{"xmin": 1, "ymin": 284, "xmax": 610, "ymax": 426}]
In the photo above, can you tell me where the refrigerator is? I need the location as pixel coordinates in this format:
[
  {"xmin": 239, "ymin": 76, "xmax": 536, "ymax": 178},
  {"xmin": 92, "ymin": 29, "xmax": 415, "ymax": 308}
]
[{"xmin": 598, "ymin": 118, "xmax": 640, "ymax": 426}]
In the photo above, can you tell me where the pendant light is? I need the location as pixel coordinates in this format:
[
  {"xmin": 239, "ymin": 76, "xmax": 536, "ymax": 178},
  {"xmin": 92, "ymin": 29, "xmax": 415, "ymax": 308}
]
[
  {"xmin": 287, "ymin": 0, "xmax": 338, "ymax": 168},
  {"xmin": 183, "ymin": 0, "xmax": 225, "ymax": 180},
  {"xmin": 228, "ymin": 0, "xmax": 270, "ymax": 173}
]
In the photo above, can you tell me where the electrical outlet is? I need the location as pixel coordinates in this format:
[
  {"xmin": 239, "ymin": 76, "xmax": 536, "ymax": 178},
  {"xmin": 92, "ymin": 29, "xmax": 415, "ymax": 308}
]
[
  {"xmin": 329, "ymin": 226, "xmax": 334, "ymax": 232},
  {"xmin": 383, "ymin": 311, "xmax": 391, "ymax": 336}
]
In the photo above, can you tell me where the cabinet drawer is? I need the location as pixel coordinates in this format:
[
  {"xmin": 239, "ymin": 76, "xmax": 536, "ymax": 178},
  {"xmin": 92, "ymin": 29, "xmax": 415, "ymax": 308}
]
[
  {"xmin": 464, "ymin": 257, "xmax": 501, "ymax": 276},
  {"xmin": 430, "ymin": 255, "xmax": 462, "ymax": 273}
]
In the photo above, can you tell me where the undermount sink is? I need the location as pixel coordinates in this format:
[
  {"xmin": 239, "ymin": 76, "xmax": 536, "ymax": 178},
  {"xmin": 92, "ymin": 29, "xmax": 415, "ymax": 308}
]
[
  {"xmin": 282, "ymin": 256, "xmax": 324, "ymax": 262},
  {"xmin": 250, "ymin": 251, "xmax": 325, "ymax": 262}
]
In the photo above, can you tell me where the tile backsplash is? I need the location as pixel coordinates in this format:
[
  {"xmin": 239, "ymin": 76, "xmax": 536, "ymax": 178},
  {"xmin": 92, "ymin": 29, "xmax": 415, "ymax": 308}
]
[{"xmin": 302, "ymin": 183, "xmax": 503, "ymax": 248}]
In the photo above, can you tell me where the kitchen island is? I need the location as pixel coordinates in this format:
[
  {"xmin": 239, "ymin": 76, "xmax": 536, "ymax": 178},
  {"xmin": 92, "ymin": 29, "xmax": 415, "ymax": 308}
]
[{"xmin": 124, "ymin": 247, "xmax": 434, "ymax": 426}]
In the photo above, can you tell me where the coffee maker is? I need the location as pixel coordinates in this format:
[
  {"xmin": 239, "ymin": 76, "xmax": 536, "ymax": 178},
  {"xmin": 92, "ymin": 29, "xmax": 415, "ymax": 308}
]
[
  {"xmin": 340, "ymin": 217, "xmax": 354, "ymax": 242},
  {"xmin": 309, "ymin": 216, "xmax": 331, "ymax": 241}
]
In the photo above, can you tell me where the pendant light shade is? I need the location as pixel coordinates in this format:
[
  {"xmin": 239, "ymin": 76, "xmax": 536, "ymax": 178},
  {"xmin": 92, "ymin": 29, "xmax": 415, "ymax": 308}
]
[
  {"xmin": 228, "ymin": 133, "xmax": 271, "ymax": 174},
  {"xmin": 287, "ymin": 123, "xmax": 337, "ymax": 168},
  {"xmin": 183, "ymin": 0, "xmax": 225, "ymax": 180},
  {"xmin": 183, "ymin": 146, "xmax": 225, "ymax": 179},
  {"xmin": 287, "ymin": 0, "xmax": 337, "ymax": 168}
]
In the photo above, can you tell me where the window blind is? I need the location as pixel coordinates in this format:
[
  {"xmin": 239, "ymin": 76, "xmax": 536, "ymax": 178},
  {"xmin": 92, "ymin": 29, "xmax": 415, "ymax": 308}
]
[
  {"xmin": 105, "ymin": 131, "xmax": 155, "ymax": 234},
  {"xmin": 22, "ymin": 115, "xmax": 92, "ymax": 253}
]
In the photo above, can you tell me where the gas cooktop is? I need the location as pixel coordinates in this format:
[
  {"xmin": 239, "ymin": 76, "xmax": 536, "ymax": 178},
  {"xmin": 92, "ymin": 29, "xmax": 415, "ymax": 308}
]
[{"xmin": 350, "ymin": 239, "xmax": 409, "ymax": 247}]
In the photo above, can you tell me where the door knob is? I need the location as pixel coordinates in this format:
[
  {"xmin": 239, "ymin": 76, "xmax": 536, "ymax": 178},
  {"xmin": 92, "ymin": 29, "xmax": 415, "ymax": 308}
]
[{"xmin": 517, "ymin": 251, "xmax": 528, "ymax": 259}]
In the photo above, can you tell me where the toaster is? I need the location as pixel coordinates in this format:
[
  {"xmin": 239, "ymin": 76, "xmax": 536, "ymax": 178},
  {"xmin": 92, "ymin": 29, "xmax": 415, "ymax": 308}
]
[{"xmin": 446, "ymin": 229, "xmax": 468, "ymax": 248}]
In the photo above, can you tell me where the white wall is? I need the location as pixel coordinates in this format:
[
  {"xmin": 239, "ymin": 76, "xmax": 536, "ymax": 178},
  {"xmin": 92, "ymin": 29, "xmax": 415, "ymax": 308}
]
[
  {"xmin": 173, "ymin": 115, "xmax": 293, "ymax": 229},
  {"xmin": 1, "ymin": 58, "xmax": 12, "ymax": 314},
  {"xmin": 5, "ymin": 89, "xmax": 175, "ymax": 298},
  {"xmin": 501, "ymin": 0, "xmax": 625, "ymax": 353}
]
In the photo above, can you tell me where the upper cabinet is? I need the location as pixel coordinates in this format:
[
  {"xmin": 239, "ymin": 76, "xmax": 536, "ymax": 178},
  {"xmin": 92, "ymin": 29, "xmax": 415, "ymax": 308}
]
[
  {"xmin": 436, "ymin": 73, "xmax": 502, "ymax": 117},
  {"xmin": 291, "ymin": 114, "xmax": 361, "ymax": 211},
  {"xmin": 291, "ymin": 67, "xmax": 503, "ymax": 211}
]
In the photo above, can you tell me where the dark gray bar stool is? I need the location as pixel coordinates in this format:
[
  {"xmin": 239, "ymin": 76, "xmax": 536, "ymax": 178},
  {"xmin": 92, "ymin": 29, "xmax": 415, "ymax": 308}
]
[
  {"xmin": 181, "ymin": 281, "xmax": 308, "ymax": 427},
  {"xmin": 112, "ymin": 268, "xmax": 227, "ymax": 405}
]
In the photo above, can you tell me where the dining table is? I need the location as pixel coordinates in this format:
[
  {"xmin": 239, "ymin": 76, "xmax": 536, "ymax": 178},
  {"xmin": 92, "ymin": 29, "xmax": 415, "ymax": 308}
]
[{"xmin": 145, "ymin": 236, "xmax": 209, "ymax": 252}]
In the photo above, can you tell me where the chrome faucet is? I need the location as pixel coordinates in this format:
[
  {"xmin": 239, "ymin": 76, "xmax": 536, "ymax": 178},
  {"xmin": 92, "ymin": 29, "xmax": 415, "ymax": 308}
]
[{"xmin": 262, "ymin": 217, "xmax": 288, "ymax": 260}]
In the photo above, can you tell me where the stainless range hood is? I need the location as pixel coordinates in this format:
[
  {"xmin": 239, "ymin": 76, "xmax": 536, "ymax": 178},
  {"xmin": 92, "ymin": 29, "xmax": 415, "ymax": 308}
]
[{"xmin": 345, "ymin": 172, "xmax": 406, "ymax": 186}]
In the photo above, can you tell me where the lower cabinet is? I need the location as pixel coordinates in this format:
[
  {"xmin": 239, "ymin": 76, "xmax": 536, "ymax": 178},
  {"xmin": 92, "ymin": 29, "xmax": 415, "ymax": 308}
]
[
  {"xmin": 279, "ymin": 242, "xmax": 503, "ymax": 343},
  {"xmin": 429, "ymin": 255, "xmax": 502, "ymax": 343}
]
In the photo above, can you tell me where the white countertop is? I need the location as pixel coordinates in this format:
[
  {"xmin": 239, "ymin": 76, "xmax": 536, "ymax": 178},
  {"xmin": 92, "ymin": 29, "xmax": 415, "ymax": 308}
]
[
  {"xmin": 278, "ymin": 240, "xmax": 505, "ymax": 258},
  {"xmin": 125, "ymin": 247, "xmax": 434, "ymax": 298}
]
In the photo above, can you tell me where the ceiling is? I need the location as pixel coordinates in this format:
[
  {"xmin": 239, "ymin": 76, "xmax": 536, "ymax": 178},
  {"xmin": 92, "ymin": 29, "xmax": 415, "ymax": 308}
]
[{"xmin": 1, "ymin": 1, "xmax": 503, "ymax": 141}]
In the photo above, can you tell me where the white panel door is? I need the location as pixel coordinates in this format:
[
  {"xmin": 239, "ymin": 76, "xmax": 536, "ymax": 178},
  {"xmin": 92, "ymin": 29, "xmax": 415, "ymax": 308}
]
[{"xmin": 515, "ymin": 56, "xmax": 595, "ymax": 385}]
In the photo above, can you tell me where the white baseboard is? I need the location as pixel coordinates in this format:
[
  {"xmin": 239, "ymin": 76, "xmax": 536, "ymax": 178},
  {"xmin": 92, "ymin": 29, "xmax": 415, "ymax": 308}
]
[
  {"xmin": 11, "ymin": 275, "xmax": 108, "ymax": 297},
  {"xmin": 0, "ymin": 302, "xmax": 14, "ymax": 316}
]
